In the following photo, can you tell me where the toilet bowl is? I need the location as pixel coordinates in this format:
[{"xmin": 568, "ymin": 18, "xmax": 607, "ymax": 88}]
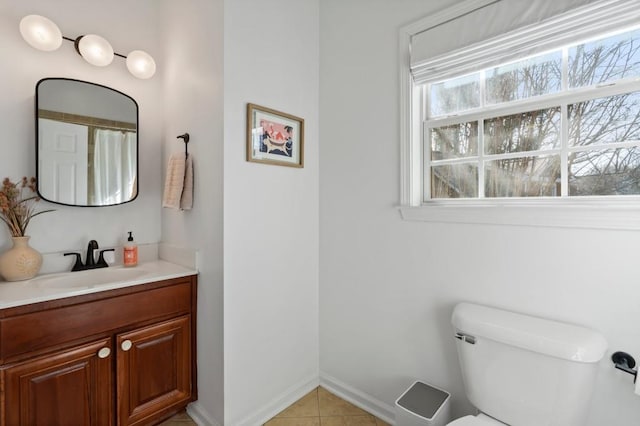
[{"xmin": 447, "ymin": 303, "xmax": 607, "ymax": 426}]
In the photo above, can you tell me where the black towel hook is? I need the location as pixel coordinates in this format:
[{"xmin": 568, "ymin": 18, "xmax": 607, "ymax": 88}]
[{"xmin": 177, "ymin": 133, "xmax": 190, "ymax": 157}]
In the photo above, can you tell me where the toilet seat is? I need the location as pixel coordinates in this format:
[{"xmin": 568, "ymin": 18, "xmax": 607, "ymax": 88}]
[{"xmin": 447, "ymin": 414, "xmax": 506, "ymax": 426}]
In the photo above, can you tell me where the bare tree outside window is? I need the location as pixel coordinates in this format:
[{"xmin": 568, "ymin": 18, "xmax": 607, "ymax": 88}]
[
  {"xmin": 426, "ymin": 27, "xmax": 640, "ymax": 199},
  {"xmin": 486, "ymin": 52, "xmax": 562, "ymax": 104},
  {"xmin": 431, "ymin": 122, "xmax": 478, "ymax": 159}
]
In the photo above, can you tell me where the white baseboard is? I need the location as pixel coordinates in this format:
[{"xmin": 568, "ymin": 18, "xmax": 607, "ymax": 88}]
[
  {"xmin": 233, "ymin": 374, "xmax": 320, "ymax": 426},
  {"xmin": 319, "ymin": 372, "xmax": 396, "ymax": 425},
  {"xmin": 187, "ymin": 401, "xmax": 221, "ymax": 426},
  {"xmin": 188, "ymin": 374, "xmax": 396, "ymax": 425}
]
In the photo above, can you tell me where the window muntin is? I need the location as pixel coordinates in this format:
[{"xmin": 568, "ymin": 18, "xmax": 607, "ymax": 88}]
[{"xmin": 424, "ymin": 27, "xmax": 640, "ymax": 201}]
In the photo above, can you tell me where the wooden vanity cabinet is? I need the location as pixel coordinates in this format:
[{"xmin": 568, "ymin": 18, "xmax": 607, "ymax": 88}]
[
  {"xmin": 117, "ymin": 316, "xmax": 191, "ymax": 426},
  {"xmin": 0, "ymin": 275, "xmax": 198, "ymax": 426},
  {"xmin": 3, "ymin": 337, "xmax": 113, "ymax": 426}
]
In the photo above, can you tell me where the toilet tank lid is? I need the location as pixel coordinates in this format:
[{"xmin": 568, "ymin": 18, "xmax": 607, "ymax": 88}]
[{"xmin": 452, "ymin": 303, "xmax": 607, "ymax": 363}]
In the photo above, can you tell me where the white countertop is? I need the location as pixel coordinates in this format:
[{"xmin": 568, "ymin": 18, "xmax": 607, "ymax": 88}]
[{"xmin": 0, "ymin": 260, "xmax": 197, "ymax": 310}]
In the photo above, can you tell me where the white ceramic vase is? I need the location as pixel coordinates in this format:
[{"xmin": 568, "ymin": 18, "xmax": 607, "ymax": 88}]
[{"xmin": 0, "ymin": 236, "xmax": 43, "ymax": 281}]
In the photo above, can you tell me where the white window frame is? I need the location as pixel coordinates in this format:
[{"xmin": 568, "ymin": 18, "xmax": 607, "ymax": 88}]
[{"xmin": 398, "ymin": 0, "xmax": 640, "ymax": 230}]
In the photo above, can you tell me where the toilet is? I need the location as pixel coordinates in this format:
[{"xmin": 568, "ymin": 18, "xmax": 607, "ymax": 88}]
[{"xmin": 447, "ymin": 303, "xmax": 607, "ymax": 426}]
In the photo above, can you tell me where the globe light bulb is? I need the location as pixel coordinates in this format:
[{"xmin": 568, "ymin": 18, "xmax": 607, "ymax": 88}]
[
  {"xmin": 19, "ymin": 15, "xmax": 62, "ymax": 52},
  {"xmin": 77, "ymin": 34, "xmax": 114, "ymax": 66},
  {"xmin": 126, "ymin": 50, "xmax": 156, "ymax": 79}
]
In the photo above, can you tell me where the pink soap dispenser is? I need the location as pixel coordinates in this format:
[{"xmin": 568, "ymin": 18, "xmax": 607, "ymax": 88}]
[{"xmin": 123, "ymin": 231, "xmax": 138, "ymax": 267}]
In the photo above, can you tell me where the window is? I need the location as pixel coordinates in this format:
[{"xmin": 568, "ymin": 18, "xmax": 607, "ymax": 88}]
[
  {"xmin": 423, "ymin": 27, "xmax": 640, "ymax": 200},
  {"xmin": 399, "ymin": 0, "xmax": 640, "ymax": 229}
]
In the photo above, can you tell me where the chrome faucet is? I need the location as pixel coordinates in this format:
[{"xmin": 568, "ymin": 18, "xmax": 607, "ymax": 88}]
[{"xmin": 64, "ymin": 240, "xmax": 115, "ymax": 272}]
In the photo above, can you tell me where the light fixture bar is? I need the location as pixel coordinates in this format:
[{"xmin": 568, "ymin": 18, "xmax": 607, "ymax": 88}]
[
  {"xmin": 20, "ymin": 15, "xmax": 156, "ymax": 79},
  {"xmin": 64, "ymin": 36, "xmax": 126, "ymax": 59}
]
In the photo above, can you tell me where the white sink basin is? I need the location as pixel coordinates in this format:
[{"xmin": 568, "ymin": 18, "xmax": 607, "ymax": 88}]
[{"xmin": 34, "ymin": 267, "xmax": 148, "ymax": 289}]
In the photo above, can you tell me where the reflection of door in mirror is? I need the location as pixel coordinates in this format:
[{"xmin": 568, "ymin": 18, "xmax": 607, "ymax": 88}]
[
  {"xmin": 38, "ymin": 119, "xmax": 88, "ymax": 205},
  {"xmin": 36, "ymin": 78, "xmax": 138, "ymax": 207}
]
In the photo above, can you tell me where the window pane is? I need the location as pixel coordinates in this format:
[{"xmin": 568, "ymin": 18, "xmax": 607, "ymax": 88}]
[
  {"xmin": 569, "ymin": 147, "xmax": 640, "ymax": 195},
  {"xmin": 430, "ymin": 122, "xmax": 478, "ymax": 160},
  {"xmin": 431, "ymin": 164, "xmax": 478, "ymax": 199},
  {"xmin": 485, "ymin": 52, "xmax": 562, "ymax": 105},
  {"xmin": 569, "ymin": 28, "xmax": 640, "ymax": 88},
  {"xmin": 569, "ymin": 91, "xmax": 640, "ymax": 147},
  {"xmin": 484, "ymin": 108, "xmax": 560, "ymax": 155},
  {"xmin": 485, "ymin": 156, "xmax": 560, "ymax": 197},
  {"xmin": 429, "ymin": 73, "xmax": 480, "ymax": 117}
]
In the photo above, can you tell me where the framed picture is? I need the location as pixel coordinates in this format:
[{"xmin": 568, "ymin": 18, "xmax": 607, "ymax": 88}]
[{"xmin": 247, "ymin": 103, "xmax": 304, "ymax": 168}]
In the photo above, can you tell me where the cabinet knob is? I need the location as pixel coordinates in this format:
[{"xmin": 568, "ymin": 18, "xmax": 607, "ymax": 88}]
[
  {"xmin": 121, "ymin": 340, "xmax": 133, "ymax": 351},
  {"xmin": 97, "ymin": 347, "xmax": 111, "ymax": 359}
]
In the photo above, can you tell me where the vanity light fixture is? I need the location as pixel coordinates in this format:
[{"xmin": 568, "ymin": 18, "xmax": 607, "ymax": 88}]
[
  {"xmin": 19, "ymin": 15, "xmax": 62, "ymax": 51},
  {"xmin": 126, "ymin": 50, "xmax": 157, "ymax": 80},
  {"xmin": 19, "ymin": 14, "xmax": 156, "ymax": 79},
  {"xmin": 75, "ymin": 34, "xmax": 114, "ymax": 67}
]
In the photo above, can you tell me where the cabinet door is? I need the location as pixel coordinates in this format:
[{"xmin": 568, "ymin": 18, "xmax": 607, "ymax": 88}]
[
  {"xmin": 116, "ymin": 315, "xmax": 191, "ymax": 426},
  {"xmin": 2, "ymin": 338, "xmax": 113, "ymax": 426}
]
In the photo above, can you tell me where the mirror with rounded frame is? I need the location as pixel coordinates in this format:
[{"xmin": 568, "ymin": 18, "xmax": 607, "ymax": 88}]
[{"xmin": 36, "ymin": 78, "xmax": 138, "ymax": 207}]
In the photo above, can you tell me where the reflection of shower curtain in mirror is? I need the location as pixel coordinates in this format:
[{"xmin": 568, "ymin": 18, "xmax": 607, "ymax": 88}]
[{"xmin": 93, "ymin": 129, "xmax": 137, "ymax": 205}]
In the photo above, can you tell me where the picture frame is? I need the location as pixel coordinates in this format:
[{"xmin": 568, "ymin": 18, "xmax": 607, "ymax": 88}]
[{"xmin": 246, "ymin": 103, "xmax": 304, "ymax": 168}]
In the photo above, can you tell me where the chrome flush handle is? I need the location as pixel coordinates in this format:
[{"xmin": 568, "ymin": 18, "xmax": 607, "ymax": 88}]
[{"xmin": 455, "ymin": 332, "xmax": 476, "ymax": 344}]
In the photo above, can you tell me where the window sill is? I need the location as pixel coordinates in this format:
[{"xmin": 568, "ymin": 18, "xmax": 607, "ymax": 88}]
[{"xmin": 398, "ymin": 199, "xmax": 640, "ymax": 230}]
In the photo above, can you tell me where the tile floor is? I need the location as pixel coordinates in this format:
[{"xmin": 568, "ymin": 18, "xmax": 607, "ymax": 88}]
[
  {"xmin": 264, "ymin": 387, "xmax": 390, "ymax": 426},
  {"xmin": 160, "ymin": 387, "xmax": 390, "ymax": 426}
]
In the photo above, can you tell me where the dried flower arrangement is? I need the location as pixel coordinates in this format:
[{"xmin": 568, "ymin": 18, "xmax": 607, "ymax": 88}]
[{"xmin": 0, "ymin": 177, "xmax": 54, "ymax": 237}]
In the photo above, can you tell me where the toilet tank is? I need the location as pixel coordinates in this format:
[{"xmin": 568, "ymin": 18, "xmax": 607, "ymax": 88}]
[{"xmin": 451, "ymin": 303, "xmax": 607, "ymax": 426}]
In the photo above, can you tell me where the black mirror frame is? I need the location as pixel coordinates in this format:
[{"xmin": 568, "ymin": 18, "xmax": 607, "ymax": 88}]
[{"xmin": 35, "ymin": 77, "xmax": 139, "ymax": 207}]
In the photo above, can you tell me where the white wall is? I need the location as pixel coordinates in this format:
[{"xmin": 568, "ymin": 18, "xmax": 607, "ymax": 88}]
[
  {"xmin": 319, "ymin": 1, "xmax": 640, "ymax": 424},
  {"xmin": 0, "ymin": 0, "xmax": 162, "ymax": 261},
  {"xmin": 160, "ymin": 0, "xmax": 225, "ymax": 424},
  {"xmin": 223, "ymin": 0, "xmax": 320, "ymax": 424}
]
